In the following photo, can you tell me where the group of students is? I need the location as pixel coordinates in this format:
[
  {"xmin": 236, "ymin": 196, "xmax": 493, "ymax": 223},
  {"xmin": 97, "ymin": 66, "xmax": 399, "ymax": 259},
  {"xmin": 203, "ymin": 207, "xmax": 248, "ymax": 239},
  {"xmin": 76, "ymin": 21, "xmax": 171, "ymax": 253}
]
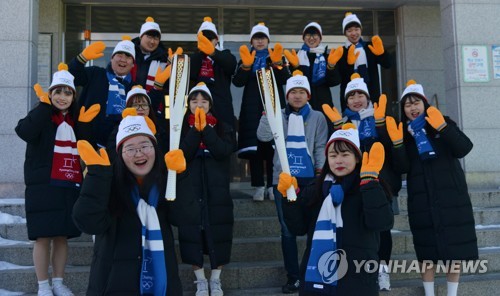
[{"xmin": 15, "ymin": 11, "xmax": 477, "ymax": 296}]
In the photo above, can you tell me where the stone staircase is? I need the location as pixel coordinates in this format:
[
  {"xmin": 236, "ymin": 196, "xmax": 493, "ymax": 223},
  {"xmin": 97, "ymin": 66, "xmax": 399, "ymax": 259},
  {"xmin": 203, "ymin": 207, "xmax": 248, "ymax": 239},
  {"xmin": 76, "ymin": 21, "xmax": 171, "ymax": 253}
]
[{"xmin": 1, "ymin": 182, "xmax": 500, "ymax": 295}]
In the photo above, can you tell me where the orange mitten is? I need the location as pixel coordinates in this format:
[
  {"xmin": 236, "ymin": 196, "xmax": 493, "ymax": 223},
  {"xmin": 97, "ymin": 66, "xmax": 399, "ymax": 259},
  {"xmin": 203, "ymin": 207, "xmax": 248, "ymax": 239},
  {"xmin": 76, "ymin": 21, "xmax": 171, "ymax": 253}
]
[
  {"xmin": 425, "ymin": 106, "xmax": 447, "ymax": 132},
  {"xmin": 373, "ymin": 94, "xmax": 387, "ymax": 126},
  {"xmin": 322, "ymin": 104, "xmax": 344, "ymax": 129},
  {"xmin": 277, "ymin": 172, "xmax": 298, "ymax": 197},
  {"xmin": 239, "ymin": 45, "xmax": 255, "ymax": 68},
  {"xmin": 269, "ymin": 43, "xmax": 284, "ymax": 64},
  {"xmin": 386, "ymin": 116, "xmax": 403, "ymax": 147},
  {"xmin": 154, "ymin": 64, "xmax": 172, "ymax": 90},
  {"xmin": 78, "ymin": 104, "xmax": 101, "ymax": 123},
  {"xmin": 284, "ymin": 49, "xmax": 299, "ymax": 68},
  {"xmin": 328, "ymin": 46, "xmax": 344, "ymax": 67},
  {"xmin": 195, "ymin": 107, "xmax": 207, "ymax": 131},
  {"xmin": 347, "ymin": 45, "xmax": 360, "ymax": 65},
  {"xmin": 197, "ymin": 32, "xmax": 215, "ymax": 56},
  {"xmin": 34, "ymin": 83, "xmax": 50, "ymax": 105},
  {"xmin": 368, "ymin": 36, "xmax": 385, "ymax": 56},
  {"xmin": 77, "ymin": 140, "xmax": 110, "ymax": 166},
  {"xmin": 168, "ymin": 47, "xmax": 183, "ymax": 64},
  {"xmin": 360, "ymin": 142, "xmax": 385, "ymax": 180},
  {"xmin": 78, "ymin": 41, "xmax": 106, "ymax": 63},
  {"xmin": 164, "ymin": 149, "xmax": 186, "ymax": 173}
]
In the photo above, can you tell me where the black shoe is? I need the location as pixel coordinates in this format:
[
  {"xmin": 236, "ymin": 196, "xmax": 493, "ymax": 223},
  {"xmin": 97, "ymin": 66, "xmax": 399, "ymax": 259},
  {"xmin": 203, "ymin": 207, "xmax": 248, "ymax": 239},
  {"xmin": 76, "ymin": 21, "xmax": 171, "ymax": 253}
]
[{"xmin": 282, "ymin": 279, "xmax": 300, "ymax": 294}]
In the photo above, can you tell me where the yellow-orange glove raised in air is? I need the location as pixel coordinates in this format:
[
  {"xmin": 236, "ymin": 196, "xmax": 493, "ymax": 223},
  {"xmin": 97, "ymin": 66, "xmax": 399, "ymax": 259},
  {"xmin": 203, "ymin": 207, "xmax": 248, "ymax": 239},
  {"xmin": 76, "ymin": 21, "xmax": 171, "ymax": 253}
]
[
  {"xmin": 373, "ymin": 94, "xmax": 387, "ymax": 126},
  {"xmin": 425, "ymin": 106, "xmax": 447, "ymax": 132},
  {"xmin": 328, "ymin": 46, "xmax": 344, "ymax": 68},
  {"xmin": 386, "ymin": 116, "xmax": 403, "ymax": 147},
  {"xmin": 269, "ymin": 43, "xmax": 284, "ymax": 64},
  {"xmin": 77, "ymin": 140, "xmax": 110, "ymax": 166},
  {"xmin": 78, "ymin": 41, "xmax": 106, "ymax": 64},
  {"xmin": 197, "ymin": 32, "xmax": 215, "ymax": 56},
  {"xmin": 164, "ymin": 149, "xmax": 186, "ymax": 173},
  {"xmin": 154, "ymin": 64, "xmax": 172, "ymax": 90},
  {"xmin": 239, "ymin": 45, "xmax": 256, "ymax": 69},
  {"xmin": 368, "ymin": 36, "xmax": 385, "ymax": 56},
  {"xmin": 360, "ymin": 142, "xmax": 385, "ymax": 181},
  {"xmin": 284, "ymin": 49, "xmax": 299, "ymax": 68},
  {"xmin": 277, "ymin": 172, "xmax": 298, "ymax": 197},
  {"xmin": 347, "ymin": 45, "xmax": 360, "ymax": 65},
  {"xmin": 78, "ymin": 104, "xmax": 101, "ymax": 123},
  {"xmin": 34, "ymin": 83, "xmax": 50, "ymax": 105},
  {"xmin": 168, "ymin": 47, "xmax": 183, "ymax": 64},
  {"xmin": 322, "ymin": 104, "xmax": 344, "ymax": 130}
]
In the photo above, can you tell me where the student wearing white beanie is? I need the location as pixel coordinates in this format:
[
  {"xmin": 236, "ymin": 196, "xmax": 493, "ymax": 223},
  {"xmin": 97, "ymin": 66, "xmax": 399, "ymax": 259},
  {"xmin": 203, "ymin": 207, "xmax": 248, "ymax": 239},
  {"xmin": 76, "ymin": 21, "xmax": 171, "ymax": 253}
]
[
  {"xmin": 168, "ymin": 82, "xmax": 236, "ymax": 296},
  {"xmin": 336, "ymin": 12, "xmax": 392, "ymax": 112},
  {"xmin": 190, "ymin": 16, "xmax": 237, "ymax": 130},
  {"xmin": 283, "ymin": 21, "xmax": 342, "ymax": 120},
  {"xmin": 257, "ymin": 70, "xmax": 328, "ymax": 294},
  {"xmin": 73, "ymin": 113, "xmax": 183, "ymax": 295},
  {"xmin": 233, "ymin": 22, "xmax": 291, "ymax": 202},
  {"xmin": 16, "ymin": 63, "xmax": 101, "ymax": 296}
]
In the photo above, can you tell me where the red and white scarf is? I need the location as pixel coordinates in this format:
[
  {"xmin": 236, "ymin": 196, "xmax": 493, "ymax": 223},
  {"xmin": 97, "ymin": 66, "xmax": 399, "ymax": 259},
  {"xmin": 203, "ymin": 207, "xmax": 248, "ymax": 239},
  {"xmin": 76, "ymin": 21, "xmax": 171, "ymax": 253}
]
[
  {"xmin": 50, "ymin": 112, "xmax": 82, "ymax": 188},
  {"xmin": 145, "ymin": 60, "xmax": 167, "ymax": 91},
  {"xmin": 198, "ymin": 55, "xmax": 215, "ymax": 83}
]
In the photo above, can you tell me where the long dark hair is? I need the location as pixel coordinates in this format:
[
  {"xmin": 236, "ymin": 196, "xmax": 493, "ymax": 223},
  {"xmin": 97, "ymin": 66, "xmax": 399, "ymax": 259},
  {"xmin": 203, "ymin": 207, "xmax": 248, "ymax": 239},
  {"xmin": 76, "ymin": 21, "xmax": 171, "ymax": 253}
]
[{"xmin": 109, "ymin": 138, "xmax": 165, "ymax": 216}]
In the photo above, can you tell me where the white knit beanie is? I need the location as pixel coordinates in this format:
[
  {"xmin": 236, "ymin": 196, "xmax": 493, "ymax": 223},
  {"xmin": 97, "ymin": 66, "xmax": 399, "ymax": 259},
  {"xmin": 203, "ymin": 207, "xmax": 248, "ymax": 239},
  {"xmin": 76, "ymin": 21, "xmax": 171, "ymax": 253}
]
[
  {"xmin": 325, "ymin": 125, "xmax": 362, "ymax": 158},
  {"xmin": 126, "ymin": 85, "xmax": 151, "ymax": 105},
  {"xmin": 112, "ymin": 35, "xmax": 136, "ymax": 60},
  {"xmin": 344, "ymin": 73, "xmax": 370, "ymax": 99},
  {"xmin": 49, "ymin": 63, "xmax": 76, "ymax": 93},
  {"xmin": 140, "ymin": 16, "xmax": 161, "ymax": 37},
  {"xmin": 400, "ymin": 80, "xmax": 427, "ymax": 102},
  {"xmin": 189, "ymin": 82, "xmax": 213, "ymax": 105},
  {"xmin": 198, "ymin": 16, "xmax": 218, "ymax": 36},
  {"xmin": 116, "ymin": 115, "xmax": 156, "ymax": 151},
  {"xmin": 286, "ymin": 70, "xmax": 311, "ymax": 97},
  {"xmin": 303, "ymin": 22, "xmax": 323, "ymax": 39},
  {"xmin": 250, "ymin": 22, "xmax": 270, "ymax": 41},
  {"xmin": 342, "ymin": 12, "xmax": 362, "ymax": 32}
]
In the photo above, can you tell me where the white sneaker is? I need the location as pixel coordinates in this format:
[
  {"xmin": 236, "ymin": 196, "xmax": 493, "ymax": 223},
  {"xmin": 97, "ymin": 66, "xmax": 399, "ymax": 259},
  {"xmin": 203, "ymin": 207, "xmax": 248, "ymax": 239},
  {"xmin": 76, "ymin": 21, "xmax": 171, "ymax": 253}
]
[
  {"xmin": 38, "ymin": 288, "xmax": 54, "ymax": 296},
  {"xmin": 52, "ymin": 283, "xmax": 74, "ymax": 296},
  {"xmin": 253, "ymin": 186, "xmax": 265, "ymax": 201},
  {"xmin": 378, "ymin": 271, "xmax": 391, "ymax": 291},
  {"xmin": 210, "ymin": 278, "xmax": 224, "ymax": 296},
  {"xmin": 267, "ymin": 187, "xmax": 275, "ymax": 201},
  {"xmin": 194, "ymin": 279, "xmax": 209, "ymax": 296}
]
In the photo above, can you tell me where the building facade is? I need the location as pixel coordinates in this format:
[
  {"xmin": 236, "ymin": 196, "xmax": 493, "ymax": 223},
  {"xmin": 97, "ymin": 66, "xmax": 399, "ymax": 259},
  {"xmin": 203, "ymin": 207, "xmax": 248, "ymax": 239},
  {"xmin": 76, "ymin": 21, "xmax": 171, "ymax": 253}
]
[{"xmin": 2, "ymin": 0, "xmax": 500, "ymax": 188}]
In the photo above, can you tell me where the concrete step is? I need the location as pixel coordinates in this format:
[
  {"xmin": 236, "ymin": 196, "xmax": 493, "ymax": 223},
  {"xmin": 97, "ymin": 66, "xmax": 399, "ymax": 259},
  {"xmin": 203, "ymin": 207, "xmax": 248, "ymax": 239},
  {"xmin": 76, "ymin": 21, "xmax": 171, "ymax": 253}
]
[
  {"xmin": 0, "ymin": 216, "xmax": 282, "ymax": 242},
  {"xmin": 3, "ymin": 263, "xmax": 500, "ymax": 295},
  {"xmin": 1, "ymin": 226, "xmax": 499, "ymax": 267},
  {"xmin": 0, "ymin": 236, "xmax": 308, "ymax": 266}
]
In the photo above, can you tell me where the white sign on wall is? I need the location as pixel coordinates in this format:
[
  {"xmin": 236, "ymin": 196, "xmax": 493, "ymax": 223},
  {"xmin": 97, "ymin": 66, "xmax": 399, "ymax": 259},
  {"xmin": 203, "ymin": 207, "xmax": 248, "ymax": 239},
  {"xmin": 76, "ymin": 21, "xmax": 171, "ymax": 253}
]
[
  {"xmin": 462, "ymin": 45, "xmax": 489, "ymax": 83},
  {"xmin": 37, "ymin": 33, "xmax": 52, "ymax": 89},
  {"xmin": 492, "ymin": 45, "xmax": 500, "ymax": 79}
]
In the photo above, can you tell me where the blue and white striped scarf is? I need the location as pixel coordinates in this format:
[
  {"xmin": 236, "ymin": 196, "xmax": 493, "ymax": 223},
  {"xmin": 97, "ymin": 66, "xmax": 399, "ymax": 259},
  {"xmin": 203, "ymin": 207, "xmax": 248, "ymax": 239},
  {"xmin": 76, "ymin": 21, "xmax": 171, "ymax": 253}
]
[
  {"xmin": 105, "ymin": 71, "xmax": 129, "ymax": 116},
  {"xmin": 408, "ymin": 113, "xmax": 437, "ymax": 160},
  {"xmin": 131, "ymin": 185, "xmax": 167, "ymax": 296},
  {"xmin": 298, "ymin": 44, "xmax": 327, "ymax": 85},
  {"xmin": 251, "ymin": 48, "xmax": 269, "ymax": 74},
  {"xmin": 344, "ymin": 104, "xmax": 378, "ymax": 147},
  {"xmin": 304, "ymin": 174, "xmax": 344, "ymax": 293},
  {"xmin": 285, "ymin": 103, "xmax": 314, "ymax": 179}
]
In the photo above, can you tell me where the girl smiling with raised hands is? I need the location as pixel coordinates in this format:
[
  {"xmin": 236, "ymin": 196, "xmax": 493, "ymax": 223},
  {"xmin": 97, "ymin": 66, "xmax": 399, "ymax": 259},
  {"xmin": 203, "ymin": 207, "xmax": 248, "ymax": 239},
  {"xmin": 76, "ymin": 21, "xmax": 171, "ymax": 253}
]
[
  {"xmin": 16, "ymin": 63, "xmax": 100, "ymax": 296},
  {"xmin": 385, "ymin": 80, "xmax": 478, "ymax": 296},
  {"xmin": 73, "ymin": 111, "xmax": 183, "ymax": 296},
  {"xmin": 280, "ymin": 124, "xmax": 393, "ymax": 295}
]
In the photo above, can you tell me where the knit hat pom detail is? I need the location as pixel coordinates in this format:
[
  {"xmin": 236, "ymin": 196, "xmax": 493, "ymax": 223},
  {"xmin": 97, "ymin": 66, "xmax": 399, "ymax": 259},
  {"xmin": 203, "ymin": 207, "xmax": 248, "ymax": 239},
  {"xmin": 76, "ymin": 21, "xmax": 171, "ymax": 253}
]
[
  {"xmin": 204, "ymin": 16, "xmax": 212, "ymax": 22},
  {"xmin": 342, "ymin": 123, "xmax": 356, "ymax": 130},
  {"xmin": 145, "ymin": 16, "xmax": 154, "ymax": 22},
  {"xmin": 57, "ymin": 63, "xmax": 68, "ymax": 71},
  {"xmin": 122, "ymin": 35, "xmax": 132, "ymax": 41},
  {"xmin": 350, "ymin": 73, "xmax": 361, "ymax": 80},
  {"xmin": 406, "ymin": 79, "xmax": 417, "ymax": 86},
  {"xmin": 293, "ymin": 70, "xmax": 304, "ymax": 76},
  {"xmin": 345, "ymin": 12, "xmax": 353, "ymax": 17}
]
